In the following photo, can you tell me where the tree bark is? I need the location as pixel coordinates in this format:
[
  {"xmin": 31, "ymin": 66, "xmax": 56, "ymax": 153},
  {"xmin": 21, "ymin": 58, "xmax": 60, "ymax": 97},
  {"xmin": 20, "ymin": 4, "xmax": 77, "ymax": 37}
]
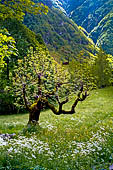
[
  {"xmin": 42, "ymin": 87, "xmax": 88, "ymax": 115},
  {"xmin": 28, "ymin": 108, "xmax": 41, "ymax": 124},
  {"xmin": 28, "ymin": 99, "xmax": 42, "ymax": 124}
]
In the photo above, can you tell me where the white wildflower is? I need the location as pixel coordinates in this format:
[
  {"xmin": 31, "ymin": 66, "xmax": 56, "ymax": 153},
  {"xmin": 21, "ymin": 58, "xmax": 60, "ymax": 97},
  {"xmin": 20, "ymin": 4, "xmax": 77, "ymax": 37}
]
[{"xmin": 0, "ymin": 137, "xmax": 7, "ymax": 146}]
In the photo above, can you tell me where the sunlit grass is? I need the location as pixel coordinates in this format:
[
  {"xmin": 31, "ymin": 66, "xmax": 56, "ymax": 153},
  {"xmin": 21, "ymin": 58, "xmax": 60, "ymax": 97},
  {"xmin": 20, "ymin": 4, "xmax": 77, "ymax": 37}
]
[
  {"xmin": 0, "ymin": 87, "xmax": 113, "ymax": 169},
  {"xmin": 0, "ymin": 114, "xmax": 29, "ymax": 134}
]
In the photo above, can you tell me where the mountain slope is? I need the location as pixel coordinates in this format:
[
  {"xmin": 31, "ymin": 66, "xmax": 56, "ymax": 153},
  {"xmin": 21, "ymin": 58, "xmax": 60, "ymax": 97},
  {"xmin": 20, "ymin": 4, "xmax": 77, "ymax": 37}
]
[
  {"xmin": 90, "ymin": 12, "xmax": 113, "ymax": 55},
  {"xmin": 53, "ymin": 0, "xmax": 112, "ymax": 55},
  {"xmin": 0, "ymin": 19, "xmax": 45, "ymax": 57},
  {"xmin": 24, "ymin": 6, "xmax": 96, "ymax": 62},
  {"xmin": 65, "ymin": 0, "xmax": 113, "ymax": 32}
]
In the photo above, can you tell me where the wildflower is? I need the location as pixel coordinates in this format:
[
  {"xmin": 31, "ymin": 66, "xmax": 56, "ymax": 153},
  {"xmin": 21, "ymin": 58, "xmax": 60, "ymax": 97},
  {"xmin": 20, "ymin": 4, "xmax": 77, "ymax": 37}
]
[{"xmin": 0, "ymin": 137, "xmax": 7, "ymax": 146}]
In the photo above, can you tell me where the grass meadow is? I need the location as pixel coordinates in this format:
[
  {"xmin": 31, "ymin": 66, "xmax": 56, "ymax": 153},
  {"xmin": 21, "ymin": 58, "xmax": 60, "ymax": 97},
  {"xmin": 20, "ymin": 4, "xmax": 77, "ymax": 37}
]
[{"xmin": 0, "ymin": 87, "xmax": 113, "ymax": 170}]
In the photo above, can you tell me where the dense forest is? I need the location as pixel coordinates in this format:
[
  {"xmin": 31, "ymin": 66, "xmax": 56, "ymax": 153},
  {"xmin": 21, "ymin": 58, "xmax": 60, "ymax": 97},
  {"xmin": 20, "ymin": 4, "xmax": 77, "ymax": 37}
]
[{"xmin": 0, "ymin": 0, "xmax": 113, "ymax": 170}]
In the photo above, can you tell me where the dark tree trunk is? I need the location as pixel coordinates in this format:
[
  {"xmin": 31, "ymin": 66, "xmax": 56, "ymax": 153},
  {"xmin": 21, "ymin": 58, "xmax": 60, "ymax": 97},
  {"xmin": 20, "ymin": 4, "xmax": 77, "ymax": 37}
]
[
  {"xmin": 28, "ymin": 99, "xmax": 43, "ymax": 124},
  {"xmin": 28, "ymin": 109, "xmax": 41, "ymax": 124}
]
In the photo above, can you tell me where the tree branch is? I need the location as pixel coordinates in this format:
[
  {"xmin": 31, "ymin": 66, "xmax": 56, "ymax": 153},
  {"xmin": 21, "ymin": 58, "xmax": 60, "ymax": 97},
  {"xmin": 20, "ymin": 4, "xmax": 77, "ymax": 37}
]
[{"xmin": 43, "ymin": 85, "xmax": 88, "ymax": 115}]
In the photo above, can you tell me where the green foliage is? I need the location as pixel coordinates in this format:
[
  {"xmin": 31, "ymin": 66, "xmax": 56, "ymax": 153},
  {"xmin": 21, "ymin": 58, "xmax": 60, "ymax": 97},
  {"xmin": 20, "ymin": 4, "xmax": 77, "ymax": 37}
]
[
  {"xmin": 0, "ymin": 29, "xmax": 18, "ymax": 114},
  {"xmin": 69, "ymin": 51, "xmax": 96, "ymax": 89},
  {"xmin": 0, "ymin": 0, "xmax": 48, "ymax": 21},
  {"xmin": 0, "ymin": 19, "xmax": 45, "ymax": 57},
  {"xmin": 68, "ymin": 47, "xmax": 113, "ymax": 89},
  {"xmin": 0, "ymin": 19, "xmax": 46, "ymax": 114},
  {"xmin": 0, "ymin": 87, "xmax": 113, "ymax": 169},
  {"xmin": 93, "ymin": 48, "xmax": 112, "ymax": 88},
  {"xmin": 22, "ymin": 123, "xmax": 41, "ymax": 135},
  {"xmin": 0, "ymin": 92, "xmax": 17, "ymax": 115},
  {"xmin": 24, "ymin": 7, "xmax": 96, "ymax": 61},
  {"xmin": 13, "ymin": 46, "xmax": 70, "ymax": 107},
  {"xmin": 0, "ymin": 28, "xmax": 17, "ymax": 71}
]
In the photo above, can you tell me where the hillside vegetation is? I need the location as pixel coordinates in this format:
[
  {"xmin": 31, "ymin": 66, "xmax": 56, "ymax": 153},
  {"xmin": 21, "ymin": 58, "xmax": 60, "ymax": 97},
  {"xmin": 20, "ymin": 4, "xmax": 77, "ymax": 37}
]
[
  {"xmin": 0, "ymin": 18, "xmax": 48, "ymax": 114},
  {"xmin": 67, "ymin": 0, "xmax": 113, "ymax": 55},
  {"xmin": 24, "ymin": 6, "xmax": 96, "ymax": 62},
  {"xmin": 0, "ymin": 19, "xmax": 45, "ymax": 57},
  {"xmin": 66, "ymin": 0, "xmax": 113, "ymax": 31},
  {"xmin": 50, "ymin": 0, "xmax": 113, "ymax": 55},
  {"xmin": 90, "ymin": 12, "xmax": 113, "ymax": 55}
]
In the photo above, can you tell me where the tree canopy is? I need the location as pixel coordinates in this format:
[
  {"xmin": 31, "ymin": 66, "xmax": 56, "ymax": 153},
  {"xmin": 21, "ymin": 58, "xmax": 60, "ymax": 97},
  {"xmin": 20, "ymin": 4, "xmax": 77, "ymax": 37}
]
[
  {"xmin": 13, "ymin": 46, "xmax": 70, "ymax": 106},
  {"xmin": 93, "ymin": 48, "xmax": 112, "ymax": 88},
  {"xmin": 0, "ymin": 0, "xmax": 48, "ymax": 21}
]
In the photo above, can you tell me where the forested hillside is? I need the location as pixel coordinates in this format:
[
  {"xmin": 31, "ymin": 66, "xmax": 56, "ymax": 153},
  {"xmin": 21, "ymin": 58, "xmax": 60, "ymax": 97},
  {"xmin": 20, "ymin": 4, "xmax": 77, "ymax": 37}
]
[
  {"xmin": 0, "ymin": 19, "xmax": 45, "ymax": 57},
  {"xmin": 66, "ymin": 0, "xmax": 113, "ymax": 31},
  {"xmin": 90, "ymin": 12, "xmax": 113, "ymax": 55},
  {"xmin": 50, "ymin": 0, "xmax": 113, "ymax": 55},
  {"xmin": 24, "ymin": 4, "xmax": 95, "ymax": 62}
]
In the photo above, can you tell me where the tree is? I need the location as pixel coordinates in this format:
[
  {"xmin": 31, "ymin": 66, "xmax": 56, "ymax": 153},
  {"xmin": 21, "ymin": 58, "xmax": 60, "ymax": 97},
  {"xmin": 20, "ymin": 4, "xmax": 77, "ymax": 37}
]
[
  {"xmin": 93, "ymin": 48, "xmax": 112, "ymax": 88},
  {"xmin": 68, "ymin": 51, "xmax": 95, "ymax": 89},
  {"xmin": 0, "ymin": 0, "xmax": 48, "ymax": 21},
  {"xmin": 0, "ymin": 28, "xmax": 17, "ymax": 71},
  {"xmin": 13, "ymin": 47, "xmax": 88, "ymax": 124},
  {"xmin": 0, "ymin": 29, "xmax": 18, "ymax": 114}
]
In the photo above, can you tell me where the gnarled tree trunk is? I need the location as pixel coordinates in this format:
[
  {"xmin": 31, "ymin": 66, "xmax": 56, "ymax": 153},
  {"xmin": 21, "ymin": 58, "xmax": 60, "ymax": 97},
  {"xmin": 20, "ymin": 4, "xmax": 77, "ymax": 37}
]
[{"xmin": 23, "ymin": 84, "xmax": 88, "ymax": 125}]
